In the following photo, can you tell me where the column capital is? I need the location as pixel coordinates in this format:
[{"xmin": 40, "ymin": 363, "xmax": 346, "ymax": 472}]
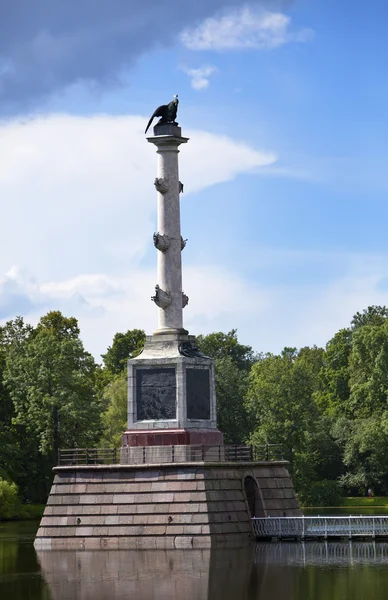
[{"xmin": 147, "ymin": 134, "xmax": 189, "ymax": 149}]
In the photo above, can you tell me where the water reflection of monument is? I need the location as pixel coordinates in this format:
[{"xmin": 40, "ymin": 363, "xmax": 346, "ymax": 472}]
[
  {"xmin": 37, "ymin": 549, "xmax": 254, "ymax": 600},
  {"xmin": 36, "ymin": 543, "xmax": 388, "ymax": 600},
  {"xmin": 36, "ymin": 546, "xmax": 300, "ymax": 600}
]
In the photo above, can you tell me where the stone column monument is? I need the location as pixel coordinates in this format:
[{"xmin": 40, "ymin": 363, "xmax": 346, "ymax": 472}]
[
  {"xmin": 150, "ymin": 124, "xmax": 188, "ymax": 334},
  {"xmin": 121, "ymin": 100, "xmax": 224, "ymax": 456},
  {"xmin": 34, "ymin": 96, "xmax": 301, "ymax": 551}
]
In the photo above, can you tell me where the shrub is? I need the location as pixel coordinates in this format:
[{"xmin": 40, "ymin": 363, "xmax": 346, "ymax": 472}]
[
  {"xmin": 19, "ymin": 504, "xmax": 45, "ymax": 520},
  {"xmin": 0, "ymin": 478, "xmax": 21, "ymax": 520},
  {"xmin": 298, "ymin": 479, "xmax": 343, "ymax": 507}
]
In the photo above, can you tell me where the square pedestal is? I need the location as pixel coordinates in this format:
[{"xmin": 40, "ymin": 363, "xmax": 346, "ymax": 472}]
[{"xmin": 122, "ymin": 333, "xmax": 223, "ymax": 448}]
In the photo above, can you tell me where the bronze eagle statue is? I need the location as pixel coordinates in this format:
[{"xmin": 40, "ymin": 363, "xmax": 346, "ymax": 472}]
[{"xmin": 145, "ymin": 95, "xmax": 179, "ymax": 134}]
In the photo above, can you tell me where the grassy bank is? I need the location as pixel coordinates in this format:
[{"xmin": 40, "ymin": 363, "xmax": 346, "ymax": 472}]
[
  {"xmin": 0, "ymin": 504, "xmax": 45, "ymax": 522},
  {"xmin": 303, "ymin": 497, "xmax": 388, "ymax": 509},
  {"xmin": 342, "ymin": 497, "xmax": 388, "ymax": 507}
]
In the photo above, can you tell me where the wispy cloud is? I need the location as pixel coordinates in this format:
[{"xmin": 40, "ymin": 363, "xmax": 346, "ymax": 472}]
[
  {"xmin": 5, "ymin": 249, "xmax": 388, "ymax": 362},
  {"xmin": 0, "ymin": 112, "xmax": 276, "ymax": 312},
  {"xmin": 0, "ymin": 0, "xmax": 257, "ymax": 113},
  {"xmin": 181, "ymin": 65, "xmax": 217, "ymax": 90},
  {"xmin": 0, "ymin": 267, "xmax": 105, "ymax": 320},
  {"xmin": 181, "ymin": 6, "xmax": 314, "ymax": 51}
]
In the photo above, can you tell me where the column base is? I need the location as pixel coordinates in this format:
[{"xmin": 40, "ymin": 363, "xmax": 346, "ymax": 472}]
[
  {"xmin": 122, "ymin": 428, "xmax": 224, "ymax": 447},
  {"xmin": 153, "ymin": 327, "xmax": 189, "ymax": 336}
]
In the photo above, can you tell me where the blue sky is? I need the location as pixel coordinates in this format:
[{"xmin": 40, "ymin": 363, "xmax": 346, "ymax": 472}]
[{"xmin": 1, "ymin": 0, "xmax": 387, "ymax": 360}]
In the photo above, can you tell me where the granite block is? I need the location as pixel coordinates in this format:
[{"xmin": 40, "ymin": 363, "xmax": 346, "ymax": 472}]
[
  {"xmin": 75, "ymin": 527, "xmax": 97, "ymax": 537},
  {"xmin": 177, "ymin": 472, "xmax": 196, "ymax": 480},
  {"xmin": 112, "ymin": 494, "xmax": 135, "ymax": 504},
  {"xmin": 192, "ymin": 536, "xmax": 212, "ymax": 548},
  {"xmin": 147, "ymin": 493, "xmax": 171, "ymax": 503},
  {"xmin": 118, "ymin": 515, "xmax": 134, "ymax": 525},
  {"xmin": 156, "ymin": 536, "xmax": 175, "ymax": 549},
  {"xmin": 134, "ymin": 470, "xmax": 161, "ymax": 480},
  {"xmin": 191, "ymin": 513, "xmax": 209, "ymax": 524},
  {"xmin": 174, "ymin": 536, "xmax": 194, "ymax": 548},
  {"xmin": 100, "ymin": 505, "xmax": 118, "ymax": 515},
  {"xmin": 142, "ymin": 525, "xmax": 167, "ymax": 536},
  {"xmin": 134, "ymin": 504, "xmax": 154, "ymax": 514},
  {"xmin": 183, "ymin": 525, "xmax": 202, "ymax": 535},
  {"xmin": 81, "ymin": 538, "xmax": 101, "ymax": 550},
  {"xmin": 166, "ymin": 525, "xmax": 184, "ymax": 535},
  {"xmin": 105, "ymin": 516, "xmax": 120, "ymax": 525}
]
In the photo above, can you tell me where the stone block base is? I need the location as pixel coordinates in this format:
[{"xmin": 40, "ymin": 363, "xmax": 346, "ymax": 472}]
[{"xmin": 34, "ymin": 461, "xmax": 301, "ymax": 550}]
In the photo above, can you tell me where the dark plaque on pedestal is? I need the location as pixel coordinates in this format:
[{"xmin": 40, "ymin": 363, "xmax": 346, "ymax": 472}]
[
  {"xmin": 136, "ymin": 368, "xmax": 176, "ymax": 420},
  {"xmin": 186, "ymin": 368, "xmax": 211, "ymax": 420}
]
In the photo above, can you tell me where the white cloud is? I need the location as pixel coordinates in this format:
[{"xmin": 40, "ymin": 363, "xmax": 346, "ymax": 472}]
[
  {"xmin": 2, "ymin": 113, "xmax": 386, "ymax": 362},
  {"xmin": 4, "ymin": 250, "xmax": 388, "ymax": 362},
  {"xmin": 0, "ymin": 267, "xmax": 104, "ymax": 320},
  {"xmin": 0, "ymin": 263, "xmax": 268, "ymax": 361},
  {"xmin": 182, "ymin": 65, "xmax": 217, "ymax": 90},
  {"xmin": 0, "ymin": 113, "xmax": 276, "ymax": 282},
  {"xmin": 180, "ymin": 6, "xmax": 313, "ymax": 51}
]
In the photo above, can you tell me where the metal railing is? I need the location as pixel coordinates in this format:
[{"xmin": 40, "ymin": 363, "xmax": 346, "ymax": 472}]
[
  {"xmin": 252, "ymin": 516, "xmax": 388, "ymax": 539},
  {"xmin": 58, "ymin": 448, "xmax": 119, "ymax": 466},
  {"xmin": 57, "ymin": 444, "xmax": 283, "ymax": 466},
  {"xmin": 251, "ymin": 444, "xmax": 284, "ymax": 461}
]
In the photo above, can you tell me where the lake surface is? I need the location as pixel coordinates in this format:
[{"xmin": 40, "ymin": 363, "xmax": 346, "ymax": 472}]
[{"xmin": 2, "ymin": 519, "xmax": 388, "ymax": 599}]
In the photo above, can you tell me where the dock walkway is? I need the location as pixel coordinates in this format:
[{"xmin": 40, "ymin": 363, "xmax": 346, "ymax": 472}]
[{"xmin": 252, "ymin": 516, "xmax": 388, "ymax": 539}]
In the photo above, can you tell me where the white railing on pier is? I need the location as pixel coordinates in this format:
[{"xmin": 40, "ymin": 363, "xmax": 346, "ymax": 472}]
[{"xmin": 252, "ymin": 516, "xmax": 388, "ymax": 539}]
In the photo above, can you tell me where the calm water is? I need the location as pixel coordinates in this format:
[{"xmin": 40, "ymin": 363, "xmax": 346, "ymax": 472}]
[{"xmin": 2, "ymin": 518, "xmax": 388, "ymax": 599}]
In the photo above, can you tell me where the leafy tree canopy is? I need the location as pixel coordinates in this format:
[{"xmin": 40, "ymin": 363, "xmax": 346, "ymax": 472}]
[
  {"xmin": 213, "ymin": 356, "xmax": 250, "ymax": 444},
  {"xmin": 197, "ymin": 329, "xmax": 255, "ymax": 371},
  {"xmin": 36, "ymin": 310, "xmax": 80, "ymax": 339},
  {"xmin": 351, "ymin": 305, "xmax": 388, "ymax": 330},
  {"xmin": 99, "ymin": 371, "xmax": 128, "ymax": 448},
  {"xmin": 246, "ymin": 347, "xmax": 324, "ymax": 456},
  {"xmin": 102, "ymin": 329, "xmax": 145, "ymax": 375},
  {"xmin": 4, "ymin": 313, "xmax": 101, "ymax": 460}
]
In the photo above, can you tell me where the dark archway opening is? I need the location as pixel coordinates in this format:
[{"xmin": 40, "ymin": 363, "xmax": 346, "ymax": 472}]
[{"xmin": 244, "ymin": 476, "xmax": 265, "ymax": 517}]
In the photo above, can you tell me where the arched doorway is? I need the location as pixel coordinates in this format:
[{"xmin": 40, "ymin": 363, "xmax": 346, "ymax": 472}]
[{"xmin": 244, "ymin": 476, "xmax": 265, "ymax": 517}]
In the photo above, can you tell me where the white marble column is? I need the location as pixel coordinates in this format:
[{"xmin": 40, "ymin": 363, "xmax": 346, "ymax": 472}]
[{"xmin": 147, "ymin": 125, "xmax": 189, "ymax": 334}]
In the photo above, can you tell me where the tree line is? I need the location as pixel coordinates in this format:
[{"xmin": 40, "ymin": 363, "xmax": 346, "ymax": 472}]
[{"xmin": 1, "ymin": 306, "xmax": 388, "ymax": 506}]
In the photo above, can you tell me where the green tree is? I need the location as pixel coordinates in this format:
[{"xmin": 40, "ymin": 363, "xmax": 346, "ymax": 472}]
[
  {"xmin": 102, "ymin": 329, "xmax": 145, "ymax": 376},
  {"xmin": 36, "ymin": 310, "xmax": 80, "ymax": 339},
  {"xmin": 327, "ymin": 318, "xmax": 388, "ymax": 494},
  {"xmin": 0, "ymin": 478, "xmax": 21, "ymax": 520},
  {"xmin": 0, "ymin": 318, "xmax": 32, "ymax": 496},
  {"xmin": 246, "ymin": 347, "xmax": 321, "ymax": 459},
  {"xmin": 197, "ymin": 329, "xmax": 255, "ymax": 371},
  {"xmin": 333, "ymin": 415, "xmax": 388, "ymax": 495},
  {"xmin": 245, "ymin": 346, "xmax": 342, "ymax": 499},
  {"xmin": 99, "ymin": 371, "xmax": 128, "ymax": 447},
  {"xmin": 351, "ymin": 305, "xmax": 388, "ymax": 330},
  {"xmin": 196, "ymin": 330, "xmax": 254, "ymax": 442},
  {"xmin": 0, "ymin": 316, "xmax": 33, "ymax": 348},
  {"xmin": 348, "ymin": 321, "xmax": 388, "ymax": 417},
  {"xmin": 5, "ymin": 313, "xmax": 101, "ymax": 462},
  {"xmin": 213, "ymin": 356, "xmax": 250, "ymax": 444},
  {"xmin": 317, "ymin": 328, "xmax": 352, "ymax": 416}
]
